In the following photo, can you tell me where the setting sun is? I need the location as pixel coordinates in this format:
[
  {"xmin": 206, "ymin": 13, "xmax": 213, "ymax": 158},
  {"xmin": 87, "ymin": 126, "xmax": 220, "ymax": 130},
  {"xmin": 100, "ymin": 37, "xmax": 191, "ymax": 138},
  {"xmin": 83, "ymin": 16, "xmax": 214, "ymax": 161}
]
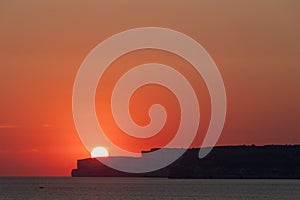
[{"xmin": 91, "ymin": 147, "xmax": 109, "ymax": 158}]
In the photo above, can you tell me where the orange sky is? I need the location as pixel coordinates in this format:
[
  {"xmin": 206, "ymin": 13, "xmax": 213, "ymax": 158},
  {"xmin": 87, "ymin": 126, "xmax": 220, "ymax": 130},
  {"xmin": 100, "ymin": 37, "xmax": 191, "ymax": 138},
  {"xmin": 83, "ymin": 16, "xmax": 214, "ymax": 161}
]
[{"xmin": 1, "ymin": 0, "xmax": 300, "ymax": 176}]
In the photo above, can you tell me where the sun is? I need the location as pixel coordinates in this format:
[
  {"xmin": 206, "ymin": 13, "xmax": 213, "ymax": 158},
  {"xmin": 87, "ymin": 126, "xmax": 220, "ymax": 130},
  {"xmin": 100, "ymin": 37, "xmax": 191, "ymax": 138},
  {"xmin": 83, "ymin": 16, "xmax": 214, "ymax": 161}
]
[{"xmin": 91, "ymin": 146, "xmax": 109, "ymax": 158}]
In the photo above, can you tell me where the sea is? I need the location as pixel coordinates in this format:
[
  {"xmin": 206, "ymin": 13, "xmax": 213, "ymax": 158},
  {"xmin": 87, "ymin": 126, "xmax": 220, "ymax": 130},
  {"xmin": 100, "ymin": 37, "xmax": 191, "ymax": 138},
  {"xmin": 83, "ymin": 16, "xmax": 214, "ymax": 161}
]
[{"xmin": 1, "ymin": 177, "xmax": 300, "ymax": 200}]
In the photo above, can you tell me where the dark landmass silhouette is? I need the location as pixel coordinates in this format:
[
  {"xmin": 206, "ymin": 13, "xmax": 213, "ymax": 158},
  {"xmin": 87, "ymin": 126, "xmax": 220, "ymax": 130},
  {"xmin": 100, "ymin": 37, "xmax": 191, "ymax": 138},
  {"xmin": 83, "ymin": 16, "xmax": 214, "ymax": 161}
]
[{"xmin": 72, "ymin": 145, "xmax": 300, "ymax": 178}]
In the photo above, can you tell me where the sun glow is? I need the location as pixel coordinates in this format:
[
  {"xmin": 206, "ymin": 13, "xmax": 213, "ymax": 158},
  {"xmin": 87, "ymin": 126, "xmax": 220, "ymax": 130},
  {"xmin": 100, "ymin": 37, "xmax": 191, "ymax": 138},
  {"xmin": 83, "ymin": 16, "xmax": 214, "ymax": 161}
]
[{"xmin": 91, "ymin": 147, "xmax": 109, "ymax": 158}]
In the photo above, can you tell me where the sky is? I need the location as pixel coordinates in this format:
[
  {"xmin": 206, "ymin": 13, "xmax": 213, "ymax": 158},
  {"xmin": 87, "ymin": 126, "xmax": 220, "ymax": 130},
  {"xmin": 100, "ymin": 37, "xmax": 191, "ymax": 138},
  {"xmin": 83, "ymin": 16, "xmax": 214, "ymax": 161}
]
[{"xmin": 1, "ymin": 0, "xmax": 300, "ymax": 176}]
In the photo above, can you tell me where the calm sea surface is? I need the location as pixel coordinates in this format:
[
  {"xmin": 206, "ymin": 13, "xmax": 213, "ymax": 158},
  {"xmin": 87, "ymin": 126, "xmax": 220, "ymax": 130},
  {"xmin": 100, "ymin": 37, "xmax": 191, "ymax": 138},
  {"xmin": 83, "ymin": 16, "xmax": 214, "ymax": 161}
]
[{"xmin": 1, "ymin": 177, "xmax": 300, "ymax": 200}]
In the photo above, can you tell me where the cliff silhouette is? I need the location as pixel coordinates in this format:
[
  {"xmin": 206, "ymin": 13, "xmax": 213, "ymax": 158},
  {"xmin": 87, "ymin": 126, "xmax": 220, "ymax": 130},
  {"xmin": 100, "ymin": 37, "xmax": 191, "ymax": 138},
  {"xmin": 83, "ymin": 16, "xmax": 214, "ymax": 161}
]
[{"xmin": 72, "ymin": 145, "xmax": 300, "ymax": 178}]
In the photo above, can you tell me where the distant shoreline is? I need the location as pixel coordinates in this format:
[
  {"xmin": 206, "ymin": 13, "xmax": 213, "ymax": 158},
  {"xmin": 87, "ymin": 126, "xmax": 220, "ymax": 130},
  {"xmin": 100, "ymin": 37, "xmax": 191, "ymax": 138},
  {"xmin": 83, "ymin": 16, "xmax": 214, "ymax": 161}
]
[{"xmin": 72, "ymin": 145, "xmax": 300, "ymax": 179}]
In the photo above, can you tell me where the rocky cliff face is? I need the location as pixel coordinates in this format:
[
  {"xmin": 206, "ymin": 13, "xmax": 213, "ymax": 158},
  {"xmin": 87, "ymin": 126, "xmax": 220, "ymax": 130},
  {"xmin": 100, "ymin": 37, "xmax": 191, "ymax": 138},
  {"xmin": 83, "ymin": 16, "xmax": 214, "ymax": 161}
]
[{"xmin": 72, "ymin": 145, "xmax": 300, "ymax": 178}]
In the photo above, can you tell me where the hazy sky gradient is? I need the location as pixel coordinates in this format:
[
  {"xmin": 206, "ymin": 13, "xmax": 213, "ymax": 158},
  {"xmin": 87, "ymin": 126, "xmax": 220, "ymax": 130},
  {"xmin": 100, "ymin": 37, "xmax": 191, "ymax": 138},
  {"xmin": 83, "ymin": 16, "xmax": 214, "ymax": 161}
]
[{"xmin": 1, "ymin": 0, "xmax": 300, "ymax": 175}]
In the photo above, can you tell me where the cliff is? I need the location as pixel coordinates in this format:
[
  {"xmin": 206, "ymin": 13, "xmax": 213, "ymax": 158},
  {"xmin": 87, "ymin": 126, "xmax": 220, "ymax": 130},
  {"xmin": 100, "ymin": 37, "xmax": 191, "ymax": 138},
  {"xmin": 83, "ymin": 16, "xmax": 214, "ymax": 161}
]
[{"xmin": 72, "ymin": 145, "xmax": 300, "ymax": 178}]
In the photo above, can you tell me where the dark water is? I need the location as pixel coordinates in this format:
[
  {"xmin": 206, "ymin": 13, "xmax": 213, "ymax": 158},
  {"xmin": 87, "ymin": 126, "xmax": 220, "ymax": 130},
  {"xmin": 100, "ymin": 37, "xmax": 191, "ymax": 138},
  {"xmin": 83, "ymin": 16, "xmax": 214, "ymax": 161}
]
[{"xmin": 1, "ymin": 177, "xmax": 300, "ymax": 200}]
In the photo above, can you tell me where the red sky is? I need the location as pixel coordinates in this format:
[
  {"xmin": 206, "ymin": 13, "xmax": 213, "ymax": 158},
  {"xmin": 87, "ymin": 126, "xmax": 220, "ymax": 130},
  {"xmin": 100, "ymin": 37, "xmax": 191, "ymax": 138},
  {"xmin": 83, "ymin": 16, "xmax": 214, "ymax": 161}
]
[{"xmin": 1, "ymin": 0, "xmax": 300, "ymax": 176}]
